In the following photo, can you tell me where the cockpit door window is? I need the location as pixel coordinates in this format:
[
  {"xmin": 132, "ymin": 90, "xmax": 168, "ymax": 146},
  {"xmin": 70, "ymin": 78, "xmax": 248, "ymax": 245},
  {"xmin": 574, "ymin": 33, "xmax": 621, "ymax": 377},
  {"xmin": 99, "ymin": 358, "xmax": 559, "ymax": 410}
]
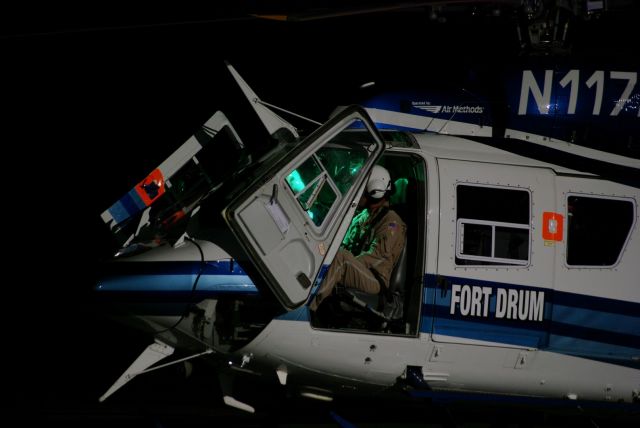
[{"xmin": 225, "ymin": 106, "xmax": 385, "ymax": 310}]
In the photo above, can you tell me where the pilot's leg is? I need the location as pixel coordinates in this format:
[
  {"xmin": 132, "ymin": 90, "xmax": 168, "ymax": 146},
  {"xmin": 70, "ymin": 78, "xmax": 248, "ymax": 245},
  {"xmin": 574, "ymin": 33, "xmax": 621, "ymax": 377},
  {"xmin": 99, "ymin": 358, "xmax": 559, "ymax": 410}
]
[{"xmin": 310, "ymin": 249, "xmax": 380, "ymax": 311}]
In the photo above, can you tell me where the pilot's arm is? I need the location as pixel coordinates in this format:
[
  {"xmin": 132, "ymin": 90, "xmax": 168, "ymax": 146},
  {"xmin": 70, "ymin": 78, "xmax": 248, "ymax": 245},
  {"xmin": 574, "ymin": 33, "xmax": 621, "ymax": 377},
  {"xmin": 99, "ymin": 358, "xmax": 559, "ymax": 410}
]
[{"xmin": 341, "ymin": 210, "xmax": 369, "ymax": 255}]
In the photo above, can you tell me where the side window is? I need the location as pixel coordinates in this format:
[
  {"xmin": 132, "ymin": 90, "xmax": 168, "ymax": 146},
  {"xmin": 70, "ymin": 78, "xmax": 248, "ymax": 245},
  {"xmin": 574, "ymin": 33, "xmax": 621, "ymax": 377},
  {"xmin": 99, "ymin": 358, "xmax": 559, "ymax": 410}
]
[
  {"xmin": 284, "ymin": 126, "xmax": 374, "ymax": 228},
  {"xmin": 455, "ymin": 184, "xmax": 531, "ymax": 266},
  {"xmin": 316, "ymin": 145, "xmax": 368, "ymax": 195},
  {"xmin": 566, "ymin": 195, "xmax": 636, "ymax": 267},
  {"xmin": 285, "ymin": 156, "xmax": 338, "ymax": 226}
]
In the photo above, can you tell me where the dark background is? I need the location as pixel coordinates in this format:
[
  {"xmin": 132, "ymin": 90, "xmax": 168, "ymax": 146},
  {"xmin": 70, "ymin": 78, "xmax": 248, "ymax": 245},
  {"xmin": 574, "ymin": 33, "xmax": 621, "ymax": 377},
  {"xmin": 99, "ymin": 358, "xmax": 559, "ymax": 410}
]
[{"xmin": 2, "ymin": 2, "xmax": 639, "ymax": 426}]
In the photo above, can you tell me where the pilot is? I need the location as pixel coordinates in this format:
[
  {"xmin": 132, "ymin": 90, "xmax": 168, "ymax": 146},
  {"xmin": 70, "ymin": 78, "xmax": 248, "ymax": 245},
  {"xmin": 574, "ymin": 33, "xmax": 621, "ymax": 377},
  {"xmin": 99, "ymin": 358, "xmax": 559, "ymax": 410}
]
[{"xmin": 309, "ymin": 165, "xmax": 406, "ymax": 312}]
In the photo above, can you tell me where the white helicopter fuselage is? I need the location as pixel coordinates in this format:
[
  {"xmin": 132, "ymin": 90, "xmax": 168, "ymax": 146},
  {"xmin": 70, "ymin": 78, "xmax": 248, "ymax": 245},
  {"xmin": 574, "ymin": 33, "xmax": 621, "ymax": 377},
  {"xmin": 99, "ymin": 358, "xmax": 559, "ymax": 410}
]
[
  {"xmin": 228, "ymin": 133, "xmax": 640, "ymax": 404},
  {"xmin": 95, "ymin": 79, "xmax": 639, "ymax": 410}
]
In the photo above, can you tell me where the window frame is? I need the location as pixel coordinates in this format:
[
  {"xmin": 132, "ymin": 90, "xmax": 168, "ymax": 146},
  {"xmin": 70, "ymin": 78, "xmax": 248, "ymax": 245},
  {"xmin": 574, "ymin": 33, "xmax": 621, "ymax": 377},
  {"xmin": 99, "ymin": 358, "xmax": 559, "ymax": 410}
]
[
  {"xmin": 285, "ymin": 154, "xmax": 341, "ymax": 228},
  {"xmin": 454, "ymin": 183, "xmax": 532, "ymax": 268},
  {"xmin": 564, "ymin": 193, "xmax": 637, "ymax": 269},
  {"xmin": 456, "ymin": 218, "xmax": 531, "ymax": 265},
  {"xmin": 283, "ymin": 136, "xmax": 374, "ymax": 233}
]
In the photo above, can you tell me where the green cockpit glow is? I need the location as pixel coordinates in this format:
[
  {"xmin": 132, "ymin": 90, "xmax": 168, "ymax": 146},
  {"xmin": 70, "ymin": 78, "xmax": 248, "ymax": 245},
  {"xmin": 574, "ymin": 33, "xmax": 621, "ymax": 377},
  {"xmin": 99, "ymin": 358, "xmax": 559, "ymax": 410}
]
[
  {"xmin": 390, "ymin": 177, "xmax": 409, "ymax": 205},
  {"xmin": 286, "ymin": 170, "xmax": 305, "ymax": 193},
  {"xmin": 284, "ymin": 137, "xmax": 373, "ymax": 228}
]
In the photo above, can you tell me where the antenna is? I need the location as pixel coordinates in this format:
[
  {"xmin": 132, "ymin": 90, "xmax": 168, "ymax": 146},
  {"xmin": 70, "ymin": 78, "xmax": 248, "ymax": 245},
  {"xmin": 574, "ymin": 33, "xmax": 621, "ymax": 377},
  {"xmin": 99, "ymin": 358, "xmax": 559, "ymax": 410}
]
[{"xmin": 226, "ymin": 62, "xmax": 300, "ymax": 141}]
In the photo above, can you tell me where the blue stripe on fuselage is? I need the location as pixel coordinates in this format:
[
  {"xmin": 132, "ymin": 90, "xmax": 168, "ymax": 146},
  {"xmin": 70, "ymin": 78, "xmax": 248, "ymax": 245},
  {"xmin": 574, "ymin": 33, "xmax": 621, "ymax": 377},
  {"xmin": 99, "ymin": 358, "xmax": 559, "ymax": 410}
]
[
  {"xmin": 424, "ymin": 274, "xmax": 640, "ymax": 363},
  {"xmin": 374, "ymin": 122, "xmax": 425, "ymax": 132},
  {"xmin": 291, "ymin": 270, "xmax": 639, "ymax": 363},
  {"xmin": 108, "ymin": 189, "xmax": 147, "ymax": 224},
  {"xmin": 96, "ymin": 260, "xmax": 259, "ymax": 298}
]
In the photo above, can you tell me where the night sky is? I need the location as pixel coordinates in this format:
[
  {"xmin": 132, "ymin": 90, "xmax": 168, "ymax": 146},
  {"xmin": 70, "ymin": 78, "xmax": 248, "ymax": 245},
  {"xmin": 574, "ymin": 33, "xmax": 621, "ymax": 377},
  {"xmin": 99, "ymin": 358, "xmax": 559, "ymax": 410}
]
[{"xmin": 2, "ymin": 4, "xmax": 639, "ymax": 426}]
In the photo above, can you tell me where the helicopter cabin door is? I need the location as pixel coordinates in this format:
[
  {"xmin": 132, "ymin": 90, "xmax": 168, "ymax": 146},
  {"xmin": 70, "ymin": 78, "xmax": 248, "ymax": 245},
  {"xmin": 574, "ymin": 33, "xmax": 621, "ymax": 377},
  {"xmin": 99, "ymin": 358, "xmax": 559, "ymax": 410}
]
[
  {"xmin": 224, "ymin": 106, "xmax": 385, "ymax": 310},
  {"xmin": 432, "ymin": 159, "xmax": 557, "ymax": 349}
]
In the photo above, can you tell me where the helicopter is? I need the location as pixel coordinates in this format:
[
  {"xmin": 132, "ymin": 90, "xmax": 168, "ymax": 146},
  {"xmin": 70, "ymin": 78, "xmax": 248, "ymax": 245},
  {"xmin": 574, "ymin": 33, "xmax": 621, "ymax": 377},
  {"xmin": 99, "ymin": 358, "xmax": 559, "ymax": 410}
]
[{"xmin": 94, "ymin": 57, "xmax": 639, "ymax": 421}]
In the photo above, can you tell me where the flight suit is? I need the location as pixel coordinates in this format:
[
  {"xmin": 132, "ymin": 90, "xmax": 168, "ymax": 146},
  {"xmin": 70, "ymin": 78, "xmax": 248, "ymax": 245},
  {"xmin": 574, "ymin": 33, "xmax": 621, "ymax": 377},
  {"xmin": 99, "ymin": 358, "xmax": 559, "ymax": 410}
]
[{"xmin": 309, "ymin": 203, "xmax": 406, "ymax": 311}]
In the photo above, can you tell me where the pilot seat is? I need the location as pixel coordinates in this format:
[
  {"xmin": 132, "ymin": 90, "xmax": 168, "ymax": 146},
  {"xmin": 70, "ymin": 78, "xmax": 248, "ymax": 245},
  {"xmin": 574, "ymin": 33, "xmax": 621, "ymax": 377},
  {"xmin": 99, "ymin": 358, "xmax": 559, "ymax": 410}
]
[{"xmin": 334, "ymin": 240, "xmax": 408, "ymax": 330}]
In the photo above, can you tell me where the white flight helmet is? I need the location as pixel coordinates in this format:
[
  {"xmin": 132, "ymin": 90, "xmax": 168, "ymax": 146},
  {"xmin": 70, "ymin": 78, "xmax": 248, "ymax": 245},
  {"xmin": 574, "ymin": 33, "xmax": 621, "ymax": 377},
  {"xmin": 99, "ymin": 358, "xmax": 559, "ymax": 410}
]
[{"xmin": 366, "ymin": 165, "xmax": 391, "ymax": 199}]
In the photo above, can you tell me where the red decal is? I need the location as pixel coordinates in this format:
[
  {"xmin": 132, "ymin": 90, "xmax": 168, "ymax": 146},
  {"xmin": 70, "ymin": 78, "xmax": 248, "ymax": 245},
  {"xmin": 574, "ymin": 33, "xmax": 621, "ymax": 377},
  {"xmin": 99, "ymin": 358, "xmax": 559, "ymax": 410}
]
[
  {"xmin": 135, "ymin": 168, "xmax": 165, "ymax": 206},
  {"xmin": 542, "ymin": 211, "xmax": 564, "ymax": 241}
]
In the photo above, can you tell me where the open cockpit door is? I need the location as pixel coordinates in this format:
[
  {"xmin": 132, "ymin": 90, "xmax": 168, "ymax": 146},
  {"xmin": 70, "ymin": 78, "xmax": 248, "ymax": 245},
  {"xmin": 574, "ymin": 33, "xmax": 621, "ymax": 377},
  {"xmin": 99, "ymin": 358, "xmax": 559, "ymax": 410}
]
[{"xmin": 224, "ymin": 106, "xmax": 385, "ymax": 309}]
